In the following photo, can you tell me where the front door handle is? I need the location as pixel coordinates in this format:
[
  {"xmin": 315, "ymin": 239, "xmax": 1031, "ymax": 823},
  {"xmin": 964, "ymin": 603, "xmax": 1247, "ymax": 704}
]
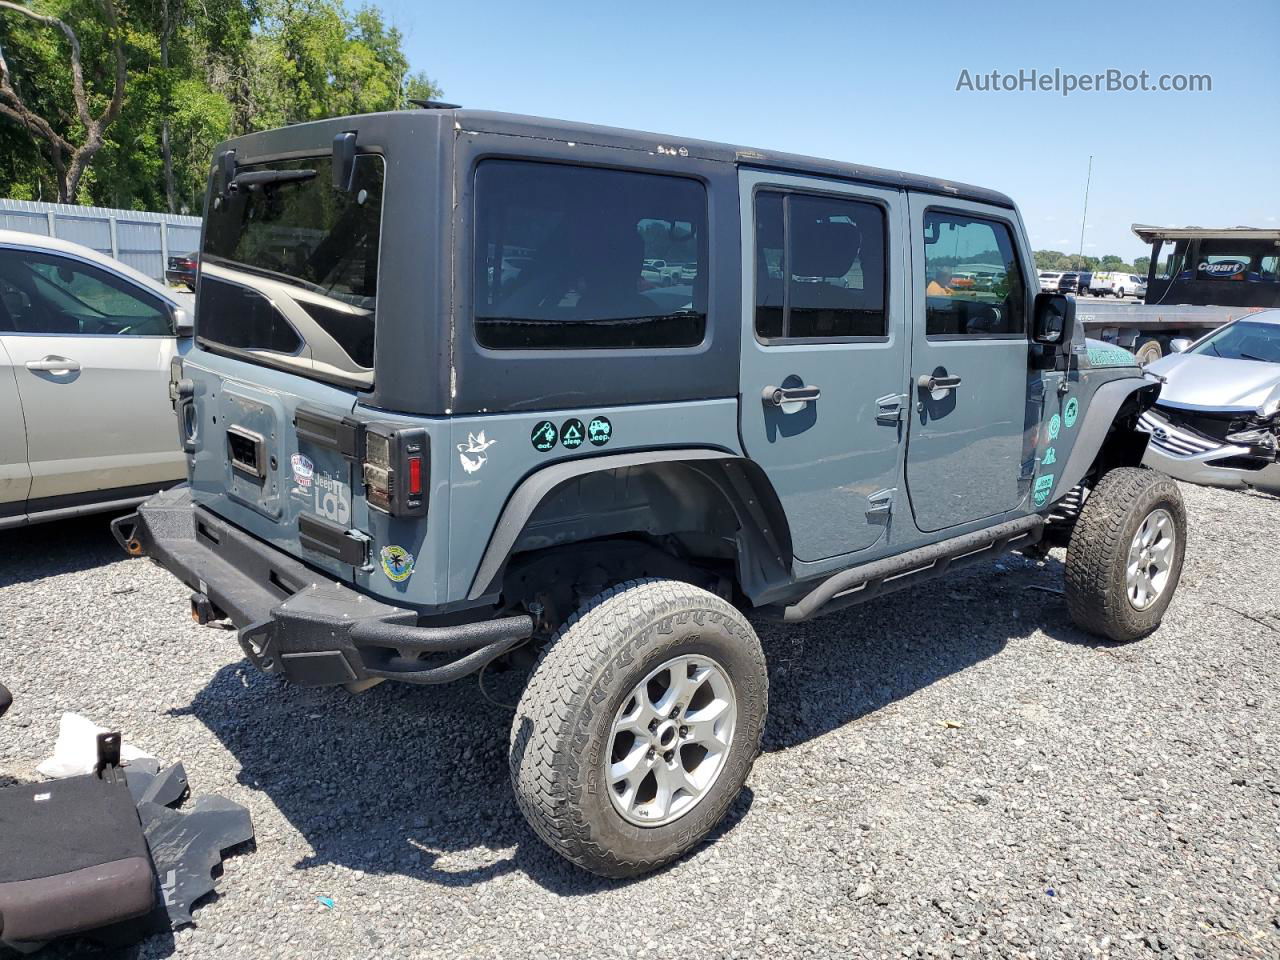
[
  {"xmin": 26, "ymin": 355, "xmax": 81, "ymax": 373},
  {"xmin": 916, "ymin": 373, "xmax": 961, "ymax": 393},
  {"xmin": 762, "ymin": 384, "xmax": 821, "ymax": 407}
]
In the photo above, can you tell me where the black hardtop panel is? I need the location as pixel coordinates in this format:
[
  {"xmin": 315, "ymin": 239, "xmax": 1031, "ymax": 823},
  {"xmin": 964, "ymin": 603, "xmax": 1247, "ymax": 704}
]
[
  {"xmin": 202, "ymin": 111, "xmax": 454, "ymax": 415},
  {"xmin": 453, "ymin": 109, "xmax": 1017, "ymax": 208}
]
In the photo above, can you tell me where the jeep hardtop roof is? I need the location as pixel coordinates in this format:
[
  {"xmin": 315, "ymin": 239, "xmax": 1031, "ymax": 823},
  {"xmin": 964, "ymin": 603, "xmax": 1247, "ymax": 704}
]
[
  {"xmin": 452, "ymin": 109, "xmax": 1017, "ymax": 209},
  {"xmin": 220, "ymin": 107, "xmax": 1017, "ymax": 210}
]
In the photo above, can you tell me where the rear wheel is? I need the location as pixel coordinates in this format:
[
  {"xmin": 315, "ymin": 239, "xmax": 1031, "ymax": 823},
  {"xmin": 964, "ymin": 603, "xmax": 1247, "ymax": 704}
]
[
  {"xmin": 509, "ymin": 578, "xmax": 767, "ymax": 877},
  {"xmin": 1065, "ymin": 468, "xmax": 1186, "ymax": 642}
]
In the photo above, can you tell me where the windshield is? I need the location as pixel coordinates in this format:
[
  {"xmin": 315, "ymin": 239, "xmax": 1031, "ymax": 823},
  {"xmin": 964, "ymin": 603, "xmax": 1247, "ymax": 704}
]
[
  {"xmin": 1190, "ymin": 320, "xmax": 1280, "ymax": 363},
  {"xmin": 199, "ymin": 154, "xmax": 383, "ymax": 375}
]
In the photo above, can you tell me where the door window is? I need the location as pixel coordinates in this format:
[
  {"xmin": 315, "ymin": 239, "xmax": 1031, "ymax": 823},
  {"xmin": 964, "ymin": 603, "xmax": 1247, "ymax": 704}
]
[
  {"xmin": 923, "ymin": 212, "xmax": 1025, "ymax": 337},
  {"xmin": 754, "ymin": 191, "xmax": 887, "ymax": 341},
  {"xmin": 0, "ymin": 249, "xmax": 172, "ymax": 336}
]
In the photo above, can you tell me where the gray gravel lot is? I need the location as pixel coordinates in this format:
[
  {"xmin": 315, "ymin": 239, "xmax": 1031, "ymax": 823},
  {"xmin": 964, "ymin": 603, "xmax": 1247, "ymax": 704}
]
[{"xmin": 1, "ymin": 481, "xmax": 1277, "ymax": 959}]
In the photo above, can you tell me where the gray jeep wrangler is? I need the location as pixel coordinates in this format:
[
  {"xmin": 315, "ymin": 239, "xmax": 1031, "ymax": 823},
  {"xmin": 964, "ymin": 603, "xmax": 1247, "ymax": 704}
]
[{"xmin": 113, "ymin": 106, "xmax": 1185, "ymax": 877}]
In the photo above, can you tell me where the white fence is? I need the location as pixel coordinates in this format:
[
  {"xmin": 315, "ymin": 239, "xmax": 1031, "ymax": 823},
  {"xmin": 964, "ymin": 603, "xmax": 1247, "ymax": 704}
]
[{"xmin": 0, "ymin": 199, "xmax": 201, "ymax": 282}]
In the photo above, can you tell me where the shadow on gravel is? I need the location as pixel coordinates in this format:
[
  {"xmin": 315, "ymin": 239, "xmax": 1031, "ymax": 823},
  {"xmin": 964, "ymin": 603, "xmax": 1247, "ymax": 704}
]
[
  {"xmin": 0, "ymin": 513, "xmax": 129, "ymax": 587},
  {"xmin": 174, "ymin": 551, "xmax": 1096, "ymax": 894},
  {"xmin": 174, "ymin": 660, "xmax": 755, "ymax": 898}
]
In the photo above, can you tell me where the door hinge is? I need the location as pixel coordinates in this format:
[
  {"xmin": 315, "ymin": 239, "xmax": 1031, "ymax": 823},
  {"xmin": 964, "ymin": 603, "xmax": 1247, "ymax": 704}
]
[
  {"xmin": 1019, "ymin": 457, "xmax": 1038, "ymax": 481},
  {"xmin": 866, "ymin": 487, "xmax": 896, "ymax": 518},
  {"xmin": 875, "ymin": 394, "xmax": 908, "ymax": 425}
]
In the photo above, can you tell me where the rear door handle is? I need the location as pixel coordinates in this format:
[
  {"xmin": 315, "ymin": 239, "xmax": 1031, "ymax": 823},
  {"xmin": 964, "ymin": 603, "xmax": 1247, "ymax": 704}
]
[
  {"xmin": 26, "ymin": 355, "xmax": 81, "ymax": 372},
  {"xmin": 762, "ymin": 384, "xmax": 821, "ymax": 407},
  {"xmin": 916, "ymin": 373, "xmax": 961, "ymax": 393}
]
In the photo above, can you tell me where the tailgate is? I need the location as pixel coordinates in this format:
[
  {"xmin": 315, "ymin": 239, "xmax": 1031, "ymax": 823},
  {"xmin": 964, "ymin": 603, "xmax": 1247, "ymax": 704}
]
[{"xmin": 186, "ymin": 353, "xmax": 363, "ymax": 582}]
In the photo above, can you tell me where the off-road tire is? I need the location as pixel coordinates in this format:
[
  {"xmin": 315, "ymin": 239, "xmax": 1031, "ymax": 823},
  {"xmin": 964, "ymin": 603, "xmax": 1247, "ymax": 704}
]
[
  {"xmin": 509, "ymin": 578, "xmax": 767, "ymax": 877},
  {"xmin": 1065, "ymin": 468, "xmax": 1186, "ymax": 642}
]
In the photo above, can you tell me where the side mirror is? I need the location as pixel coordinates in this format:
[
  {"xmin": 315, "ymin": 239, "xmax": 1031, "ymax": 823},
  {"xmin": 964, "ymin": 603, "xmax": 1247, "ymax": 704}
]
[
  {"xmin": 1169, "ymin": 337, "xmax": 1192, "ymax": 354},
  {"xmin": 1033, "ymin": 292, "xmax": 1074, "ymax": 346},
  {"xmin": 172, "ymin": 306, "xmax": 194, "ymax": 338}
]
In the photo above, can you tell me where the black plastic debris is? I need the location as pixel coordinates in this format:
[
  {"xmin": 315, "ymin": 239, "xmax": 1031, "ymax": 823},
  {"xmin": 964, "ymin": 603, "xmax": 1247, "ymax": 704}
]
[{"xmin": 1, "ymin": 690, "xmax": 255, "ymax": 952}]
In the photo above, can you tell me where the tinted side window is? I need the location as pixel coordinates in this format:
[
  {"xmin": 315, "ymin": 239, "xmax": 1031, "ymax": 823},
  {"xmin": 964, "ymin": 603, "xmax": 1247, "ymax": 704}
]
[
  {"xmin": 924, "ymin": 212, "xmax": 1025, "ymax": 337},
  {"xmin": 754, "ymin": 191, "xmax": 887, "ymax": 341},
  {"xmin": 473, "ymin": 161, "xmax": 708, "ymax": 350},
  {"xmin": 0, "ymin": 250, "xmax": 171, "ymax": 336}
]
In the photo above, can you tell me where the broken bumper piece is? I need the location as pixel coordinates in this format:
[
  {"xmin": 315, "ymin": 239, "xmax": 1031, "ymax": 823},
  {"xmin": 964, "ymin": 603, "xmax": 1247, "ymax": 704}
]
[{"xmin": 111, "ymin": 486, "xmax": 533, "ymax": 687}]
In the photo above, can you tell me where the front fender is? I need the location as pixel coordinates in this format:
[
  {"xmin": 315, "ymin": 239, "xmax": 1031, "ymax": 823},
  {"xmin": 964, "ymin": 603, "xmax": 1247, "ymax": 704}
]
[{"xmin": 1051, "ymin": 376, "xmax": 1159, "ymax": 504}]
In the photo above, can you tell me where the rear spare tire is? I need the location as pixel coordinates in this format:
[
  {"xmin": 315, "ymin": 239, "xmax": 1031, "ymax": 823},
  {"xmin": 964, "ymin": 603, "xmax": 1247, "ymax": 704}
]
[
  {"xmin": 510, "ymin": 578, "xmax": 767, "ymax": 877},
  {"xmin": 1065, "ymin": 468, "xmax": 1186, "ymax": 642}
]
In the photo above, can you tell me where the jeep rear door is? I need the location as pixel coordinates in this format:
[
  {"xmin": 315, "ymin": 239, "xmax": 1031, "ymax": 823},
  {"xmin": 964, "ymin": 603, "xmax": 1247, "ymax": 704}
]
[
  {"xmin": 737, "ymin": 170, "xmax": 909, "ymax": 563},
  {"xmin": 904, "ymin": 197, "xmax": 1032, "ymax": 531}
]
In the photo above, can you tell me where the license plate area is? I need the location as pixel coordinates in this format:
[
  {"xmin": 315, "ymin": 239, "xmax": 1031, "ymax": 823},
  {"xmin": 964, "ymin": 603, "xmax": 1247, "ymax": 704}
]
[{"xmin": 227, "ymin": 426, "xmax": 266, "ymax": 481}]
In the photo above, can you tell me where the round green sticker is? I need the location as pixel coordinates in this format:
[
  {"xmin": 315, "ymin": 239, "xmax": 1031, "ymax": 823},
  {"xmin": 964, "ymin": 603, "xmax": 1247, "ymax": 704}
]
[
  {"xmin": 1047, "ymin": 414, "xmax": 1061, "ymax": 441},
  {"xmin": 1064, "ymin": 397, "xmax": 1079, "ymax": 428},
  {"xmin": 531, "ymin": 420, "xmax": 558, "ymax": 452},
  {"xmin": 588, "ymin": 416, "xmax": 613, "ymax": 446},
  {"xmin": 560, "ymin": 418, "xmax": 586, "ymax": 449}
]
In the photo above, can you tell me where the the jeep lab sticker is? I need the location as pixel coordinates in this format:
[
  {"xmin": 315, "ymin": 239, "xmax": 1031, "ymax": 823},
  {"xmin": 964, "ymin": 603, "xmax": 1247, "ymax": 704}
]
[
  {"xmin": 587, "ymin": 416, "xmax": 613, "ymax": 446},
  {"xmin": 1033, "ymin": 474, "xmax": 1055, "ymax": 507},
  {"xmin": 531, "ymin": 421, "xmax": 558, "ymax": 453},
  {"xmin": 1047, "ymin": 413, "xmax": 1061, "ymax": 441},
  {"xmin": 1041, "ymin": 446, "xmax": 1057, "ymax": 466},
  {"xmin": 290, "ymin": 453, "xmax": 314, "ymax": 494},
  {"xmin": 379, "ymin": 545, "xmax": 415, "ymax": 582},
  {"xmin": 1063, "ymin": 397, "xmax": 1079, "ymax": 429},
  {"xmin": 458, "ymin": 431, "xmax": 496, "ymax": 474},
  {"xmin": 560, "ymin": 418, "xmax": 586, "ymax": 449},
  {"xmin": 313, "ymin": 474, "xmax": 351, "ymax": 525}
]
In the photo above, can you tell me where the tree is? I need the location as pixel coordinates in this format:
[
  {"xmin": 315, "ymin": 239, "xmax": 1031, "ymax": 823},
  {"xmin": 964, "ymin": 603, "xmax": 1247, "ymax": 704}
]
[
  {"xmin": 0, "ymin": 0, "xmax": 439, "ymax": 209},
  {"xmin": 0, "ymin": 0, "xmax": 125, "ymax": 202},
  {"xmin": 1133, "ymin": 256, "xmax": 1151, "ymax": 276}
]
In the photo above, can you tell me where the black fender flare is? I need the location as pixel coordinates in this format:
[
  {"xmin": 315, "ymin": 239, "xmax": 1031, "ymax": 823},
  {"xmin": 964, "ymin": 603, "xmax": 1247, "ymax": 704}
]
[
  {"xmin": 1051, "ymin": 376, "xmax": 1159, "ymax": 502},
  {"xmin": 466, "ymin": 448, "xmax": 792, "ymax": 602}
]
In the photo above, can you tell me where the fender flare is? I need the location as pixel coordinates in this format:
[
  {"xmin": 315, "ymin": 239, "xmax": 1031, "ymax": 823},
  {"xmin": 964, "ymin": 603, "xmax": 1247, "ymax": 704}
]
[
  {"xmin": 1052, "ymin": 376, "xmax": 1158, "ymax": 501},
  {"xmin": 466, "ymin": 448, "xmax": 791, "ymax": 602}
]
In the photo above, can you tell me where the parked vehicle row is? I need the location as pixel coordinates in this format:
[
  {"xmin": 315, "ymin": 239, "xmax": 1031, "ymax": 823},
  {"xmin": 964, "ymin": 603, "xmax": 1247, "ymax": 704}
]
[{"xmin": 0, "ymin": 231, "xmax": 191, "ymax": 529}]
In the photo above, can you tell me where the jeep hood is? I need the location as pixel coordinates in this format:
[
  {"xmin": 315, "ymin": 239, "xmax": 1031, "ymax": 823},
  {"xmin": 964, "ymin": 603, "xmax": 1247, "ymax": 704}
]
[{"xmin": 1146, "ymin": 352, "xmax": 1280, "ymax": 413}]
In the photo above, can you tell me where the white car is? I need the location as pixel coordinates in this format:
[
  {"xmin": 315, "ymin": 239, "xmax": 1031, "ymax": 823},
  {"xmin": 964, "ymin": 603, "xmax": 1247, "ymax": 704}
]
[
  {"xmin": 0, "ymin": 230, "xmax": 191, "ymax": 528},
  {"xmin": 1037, "ymin": 271, "xmax": 1063, "ymax": 292}
]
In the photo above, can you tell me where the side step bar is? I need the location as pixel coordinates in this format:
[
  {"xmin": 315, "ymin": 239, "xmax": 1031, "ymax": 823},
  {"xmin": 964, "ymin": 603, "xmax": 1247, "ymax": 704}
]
[{"xmin": 766, "ymin": 514, "xmax": 1045, "ymax": 623}]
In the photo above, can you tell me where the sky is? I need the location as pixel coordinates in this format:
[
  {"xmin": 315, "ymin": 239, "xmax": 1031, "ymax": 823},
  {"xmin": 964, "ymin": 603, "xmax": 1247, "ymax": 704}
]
[{"xmin": 379, "ymin": 0, "xmax": 1278, "ymax": 264}]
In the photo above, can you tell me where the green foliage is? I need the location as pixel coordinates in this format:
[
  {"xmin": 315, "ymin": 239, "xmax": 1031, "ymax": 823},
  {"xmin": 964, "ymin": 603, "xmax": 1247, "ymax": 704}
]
[
  {"xmin": 0, "ymin": 0, "xmax": 439, "ymax": 210},
  {"xmin": 1034, "ymin": 249, "xmax": 1137, "ymax": 273}
]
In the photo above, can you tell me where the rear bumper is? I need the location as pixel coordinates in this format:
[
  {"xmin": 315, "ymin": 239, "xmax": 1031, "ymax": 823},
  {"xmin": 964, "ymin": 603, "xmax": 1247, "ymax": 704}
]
[{"xmin": 111, "ymin": 486, "xmax": 532, "ymax": 687}]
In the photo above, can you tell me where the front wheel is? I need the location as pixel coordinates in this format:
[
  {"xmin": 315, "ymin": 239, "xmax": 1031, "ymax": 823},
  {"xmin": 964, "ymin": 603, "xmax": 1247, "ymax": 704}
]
[
  {"xmin": 1065, "ymin": 468, "xmax": 1186, "ymax": 642},
  {"xmin": 510, "ymin": 579, "xmax": 767, "ymax": 877}
]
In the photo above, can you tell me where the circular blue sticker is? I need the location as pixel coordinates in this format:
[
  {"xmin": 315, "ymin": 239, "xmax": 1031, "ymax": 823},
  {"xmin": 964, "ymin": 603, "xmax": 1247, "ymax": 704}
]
[
  {"xmin": 1047, "ymin": 414, "xmax": 1061, "ymax": 441},
  {"xmin": 560, "ymin": 418, "xmax": 586, "ymax": 449},
  {"xmin": 587, "ymin": 416, "xmax": 613, "ymax": 446},
  {"xmin": 1064, "ymin": 397, "xmax": 1079, "ymax": 429},
  {"xmin": 531, "ymin": 420, "xmax": 558, "ymax": 452}
]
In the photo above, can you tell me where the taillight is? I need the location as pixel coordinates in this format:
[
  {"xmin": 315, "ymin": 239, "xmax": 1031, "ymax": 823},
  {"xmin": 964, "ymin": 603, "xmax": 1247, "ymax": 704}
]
[{"xmin": 362, "ymin": 424, "xmax": 428, "ymax": 517}]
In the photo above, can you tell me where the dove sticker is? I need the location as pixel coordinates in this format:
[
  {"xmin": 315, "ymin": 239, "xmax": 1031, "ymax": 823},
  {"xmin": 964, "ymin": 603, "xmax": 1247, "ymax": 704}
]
[{"xmin": 457, "ymin": 431, "xmax": 496, "ymax": 474}]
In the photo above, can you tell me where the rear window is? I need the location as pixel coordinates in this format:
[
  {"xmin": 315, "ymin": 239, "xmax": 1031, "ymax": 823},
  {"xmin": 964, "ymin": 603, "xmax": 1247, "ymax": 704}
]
[
  {"xmin": 472, "ymin": 160, "xmax": 708, "ymax": 350},
  {"xmin": 199, "ymin": 154, "xmax": 382, "ymax": 372}
]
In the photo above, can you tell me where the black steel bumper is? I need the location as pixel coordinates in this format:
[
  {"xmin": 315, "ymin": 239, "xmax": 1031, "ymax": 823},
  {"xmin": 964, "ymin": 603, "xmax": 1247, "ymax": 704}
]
[{"xmin": 111, "ymin": 486, "xmax": 532, "ymax": 687}]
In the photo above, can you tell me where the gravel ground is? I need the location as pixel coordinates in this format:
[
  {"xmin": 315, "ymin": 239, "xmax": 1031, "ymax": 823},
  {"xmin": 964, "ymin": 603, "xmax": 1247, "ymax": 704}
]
[{"xmin": 1, "ymin": 481, "xmax": 1277, "ymax": 959}]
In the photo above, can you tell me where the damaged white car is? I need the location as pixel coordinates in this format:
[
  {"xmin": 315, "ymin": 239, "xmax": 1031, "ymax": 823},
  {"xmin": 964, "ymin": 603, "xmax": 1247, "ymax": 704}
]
[{"xmin": 1140, "ymin": 309, "xmax": 1280, "ymax": 494}]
